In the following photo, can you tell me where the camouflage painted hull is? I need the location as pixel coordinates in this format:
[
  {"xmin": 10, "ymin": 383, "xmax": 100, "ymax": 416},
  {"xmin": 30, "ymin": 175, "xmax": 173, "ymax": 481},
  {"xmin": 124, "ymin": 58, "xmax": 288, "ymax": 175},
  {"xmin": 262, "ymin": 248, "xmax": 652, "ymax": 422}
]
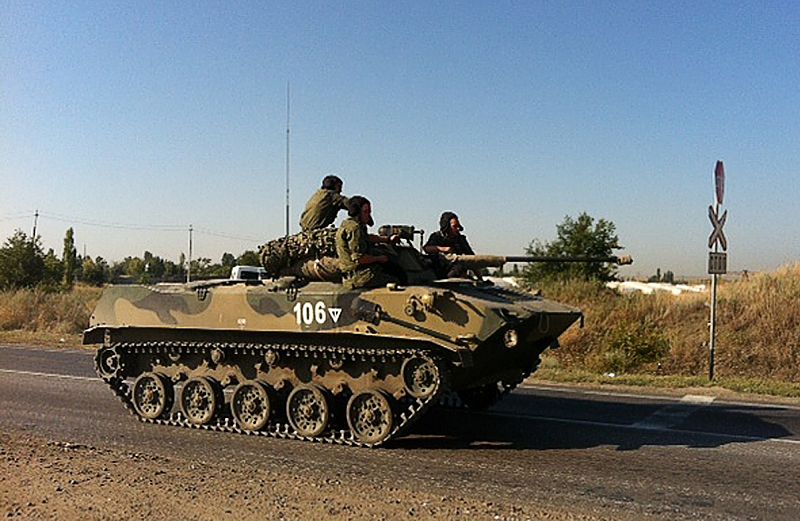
[{"xmin": 85, "ymin": 278, "xmax": 581, "ymax": 446}]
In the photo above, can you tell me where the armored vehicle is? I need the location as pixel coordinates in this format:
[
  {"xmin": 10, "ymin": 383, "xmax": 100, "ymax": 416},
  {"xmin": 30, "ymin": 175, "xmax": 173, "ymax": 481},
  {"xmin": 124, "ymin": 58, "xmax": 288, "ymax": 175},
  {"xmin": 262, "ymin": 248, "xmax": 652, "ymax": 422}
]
[{"xmin": 85, "ymin": 228, "xmax": 630, "ymax": 447}]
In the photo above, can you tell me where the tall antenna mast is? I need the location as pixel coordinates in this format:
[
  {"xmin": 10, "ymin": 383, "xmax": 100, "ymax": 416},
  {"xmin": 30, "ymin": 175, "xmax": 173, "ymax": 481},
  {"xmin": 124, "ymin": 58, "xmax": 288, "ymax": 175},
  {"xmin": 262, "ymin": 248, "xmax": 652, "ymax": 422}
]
[
  {"xmin": 285, "ymin": 82, "xmax": 291, "ymax": 238},
  {"xmin": 187, "ymin": 224, "xmax": 193, "ymax": 283}
]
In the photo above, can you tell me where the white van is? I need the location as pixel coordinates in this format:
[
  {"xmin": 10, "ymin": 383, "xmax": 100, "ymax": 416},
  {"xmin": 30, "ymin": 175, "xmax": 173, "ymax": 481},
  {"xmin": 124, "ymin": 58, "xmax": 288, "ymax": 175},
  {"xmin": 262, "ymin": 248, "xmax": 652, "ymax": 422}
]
[{"xmin": 229, "ymin": 265, "xmax": 268, "ymax": 281}]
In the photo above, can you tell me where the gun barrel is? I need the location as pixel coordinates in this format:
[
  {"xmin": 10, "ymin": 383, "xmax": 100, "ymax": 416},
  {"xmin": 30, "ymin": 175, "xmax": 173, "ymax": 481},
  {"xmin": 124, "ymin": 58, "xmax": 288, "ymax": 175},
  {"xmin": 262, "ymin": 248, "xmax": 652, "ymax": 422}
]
[
  {"xmin": 446, "ymin": 255, "xmax": 507, "ymax": 269},
  {"xmin": 448, "ymin": 254, "xmax": 633, "ymax": 268},
  {"xmin": 504, "ymin": 255, "xmax": 633, "ymax": 265}
]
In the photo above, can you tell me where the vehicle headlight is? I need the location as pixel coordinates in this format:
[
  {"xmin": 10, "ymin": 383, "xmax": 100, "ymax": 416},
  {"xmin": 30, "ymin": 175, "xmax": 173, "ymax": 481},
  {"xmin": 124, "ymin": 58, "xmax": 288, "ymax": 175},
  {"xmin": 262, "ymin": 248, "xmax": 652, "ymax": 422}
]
[{"xmin": 503, "ymin": 328, "xmax": 518, "ymax": 348}]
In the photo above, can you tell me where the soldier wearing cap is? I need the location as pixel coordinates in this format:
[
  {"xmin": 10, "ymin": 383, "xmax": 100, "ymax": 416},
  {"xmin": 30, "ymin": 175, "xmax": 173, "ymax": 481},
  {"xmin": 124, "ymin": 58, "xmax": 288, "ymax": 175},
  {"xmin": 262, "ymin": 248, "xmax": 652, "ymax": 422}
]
[
  {"xmin": 423, "ymin": 211, "xmax": 475, "ymax": 278},
  {"xmin": 336, "ymin": 196, "xmax": 400, "ymax": 289},
  {"xmin": 299, "ymin": 175, "xmax": 349, "ymax": 232}
]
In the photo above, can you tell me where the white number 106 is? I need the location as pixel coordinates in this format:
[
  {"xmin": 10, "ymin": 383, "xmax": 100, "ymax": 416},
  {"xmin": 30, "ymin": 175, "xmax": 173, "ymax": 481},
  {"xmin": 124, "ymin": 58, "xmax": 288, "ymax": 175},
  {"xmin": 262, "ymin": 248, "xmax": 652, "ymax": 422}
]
[{"xmin": 293, "ymin": 301, "xmax": 327, "ymax": 325}]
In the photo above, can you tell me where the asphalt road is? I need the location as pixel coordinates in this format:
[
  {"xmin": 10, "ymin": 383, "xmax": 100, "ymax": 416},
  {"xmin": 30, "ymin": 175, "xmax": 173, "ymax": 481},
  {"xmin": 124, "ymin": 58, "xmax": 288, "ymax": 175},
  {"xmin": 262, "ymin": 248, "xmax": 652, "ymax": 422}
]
[{"xmin": 2, "ymin": 345, "xmax": 799, "ymax": 520}]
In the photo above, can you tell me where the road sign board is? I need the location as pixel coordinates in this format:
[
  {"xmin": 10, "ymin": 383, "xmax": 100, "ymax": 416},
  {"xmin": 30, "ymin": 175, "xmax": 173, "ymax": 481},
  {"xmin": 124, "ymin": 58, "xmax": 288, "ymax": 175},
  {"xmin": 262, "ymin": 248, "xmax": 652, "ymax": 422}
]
[
  {"xmin": 708, "ymin": 205, "xmax": 728, "ymax": 251},
  {"xmin": 715, "ymin": 161, "xmax": 725, "ymax": 206},
  {"xmin": 708, "ymin": 252, "xmax": 727, "ymax": 274}
]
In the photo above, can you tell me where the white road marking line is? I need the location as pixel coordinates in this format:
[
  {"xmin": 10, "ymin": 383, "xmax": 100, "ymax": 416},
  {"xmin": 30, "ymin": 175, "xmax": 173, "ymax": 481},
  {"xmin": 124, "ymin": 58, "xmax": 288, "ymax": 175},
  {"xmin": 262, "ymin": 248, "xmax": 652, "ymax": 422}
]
[
  {"xmin": 0, "ymin": 368, "xmax": 98, "ymax": 382},
  {"xmin": 520, "ymin": 383, "xmax": 800, "ymax": 411},
  {"xmin": 0, "ymin": 345, "xmax": 91, "ymax": 355},
  {"xmin": 520, "ymin": 382, "xmax": 695, "ymax": 402},
  {"xmin": 631, "ymin": 395, "xmax": 716, "ymax": 430},
  {"xmin": 476, "ymin": 410, "xmax": 800, "ymax": 446},
  {"xmin": 682, "ymin": 394, "xmax": 716, "ymax": 404},
  {"xmin": 633, "ymin": 403, "xmax": 708, "ymax": 430}
]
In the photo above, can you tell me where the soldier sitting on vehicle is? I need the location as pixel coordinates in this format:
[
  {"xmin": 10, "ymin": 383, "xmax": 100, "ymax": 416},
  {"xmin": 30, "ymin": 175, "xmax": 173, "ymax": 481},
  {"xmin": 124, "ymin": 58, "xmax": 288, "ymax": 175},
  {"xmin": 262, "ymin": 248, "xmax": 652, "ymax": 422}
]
[
  {"xmin": 423, "ymin": 211, "xmax": 476, "ymax": 278},
  {"xmin": 336, "ymin": 196, "xmax": 403, "ymax": 289},
  {"xmin": 299, "ymin": 174, "xmax": 350, "ymax": 232}
]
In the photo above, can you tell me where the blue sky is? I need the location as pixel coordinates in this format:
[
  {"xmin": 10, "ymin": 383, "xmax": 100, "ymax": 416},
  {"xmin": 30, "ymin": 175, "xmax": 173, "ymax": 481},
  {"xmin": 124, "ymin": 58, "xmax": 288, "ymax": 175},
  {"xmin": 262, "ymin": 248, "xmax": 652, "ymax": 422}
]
[{"xmin": 2, "ymin": 1, "xmax": 798, "ymax": 277}]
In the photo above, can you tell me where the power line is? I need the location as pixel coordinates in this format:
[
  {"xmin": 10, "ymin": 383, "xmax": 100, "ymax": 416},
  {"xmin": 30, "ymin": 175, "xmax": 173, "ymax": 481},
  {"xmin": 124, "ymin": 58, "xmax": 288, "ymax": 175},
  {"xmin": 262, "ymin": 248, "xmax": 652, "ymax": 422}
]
[
  {"xmin": 38, "ymin": 211, "xmax": 185, "ymax": 231},
  {"xmin": 0, "ymin": 211, "xmax": 35, "ymax": 222},
  {"xmin": 192, "ymin": 227, "xmax": 262, "ymax": 243},
  {"xmin": 3, "ymin": 210, "xmax": 264, "ymax": 244}
]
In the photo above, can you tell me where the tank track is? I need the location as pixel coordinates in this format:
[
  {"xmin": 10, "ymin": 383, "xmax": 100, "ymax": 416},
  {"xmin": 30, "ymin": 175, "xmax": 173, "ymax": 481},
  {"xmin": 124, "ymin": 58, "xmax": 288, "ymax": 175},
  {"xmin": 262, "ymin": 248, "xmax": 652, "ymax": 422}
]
[
  {"xmin": 95, "ymin": 340, "xmax": 445, "ymax": 448},
  {"xmin": 438, "ymin": 357, "xmax": 539, "ymax": 410},
  {"xmin": 438, "ymin": 368, "xmax": 530, "ymax": 409}
]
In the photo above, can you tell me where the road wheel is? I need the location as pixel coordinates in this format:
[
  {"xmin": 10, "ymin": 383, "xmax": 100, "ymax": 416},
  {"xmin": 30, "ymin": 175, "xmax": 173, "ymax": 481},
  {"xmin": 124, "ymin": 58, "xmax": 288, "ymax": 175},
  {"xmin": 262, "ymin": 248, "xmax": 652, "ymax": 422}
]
[
  {"xmin": 286, "ymin": 384, "xmax": 330, "ymax": 437},
  {"xmin": 231, "ymin": 381, "xmax": 272, "ymax": 431},
  {"xmin": 347, "ymin": 389, "xmax": 394, "ymax": 445},
  {"xmin": 180, "ymin": 377, "xmax": 220, "ymax": 425},
  {"xmin": 401, "ymin": 356, "xmax": 439, "ymax": 398},
  {"xmin": 132, "ymin": 372, "xmax": 173, "ymax": 420}
]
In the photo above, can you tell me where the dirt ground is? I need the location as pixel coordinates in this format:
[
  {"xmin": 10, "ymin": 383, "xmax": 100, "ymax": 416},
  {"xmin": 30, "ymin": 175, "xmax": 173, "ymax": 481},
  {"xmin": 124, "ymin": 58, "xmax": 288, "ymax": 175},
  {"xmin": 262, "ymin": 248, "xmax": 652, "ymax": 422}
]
[{"xmin": 0, "ymin": 431, "xmax": 600, "ymax": 521}]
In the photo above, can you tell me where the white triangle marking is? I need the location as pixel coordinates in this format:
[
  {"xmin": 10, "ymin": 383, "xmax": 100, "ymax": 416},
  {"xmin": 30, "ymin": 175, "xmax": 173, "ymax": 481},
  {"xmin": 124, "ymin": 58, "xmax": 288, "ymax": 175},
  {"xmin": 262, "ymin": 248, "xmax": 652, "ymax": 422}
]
[{"xmin": 328, "ymin": 307, "xmax": 342, "ymax": 323}]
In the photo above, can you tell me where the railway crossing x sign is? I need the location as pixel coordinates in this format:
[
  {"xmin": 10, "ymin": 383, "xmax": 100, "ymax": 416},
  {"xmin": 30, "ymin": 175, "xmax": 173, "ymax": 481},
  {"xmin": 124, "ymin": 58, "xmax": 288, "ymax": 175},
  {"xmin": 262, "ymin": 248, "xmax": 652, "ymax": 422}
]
[
  {"xmin": 708, "ymin": 205, "xmax": 728, "ymax": 251},
  {"xmin": 708, "ymin": 160, "xmax": 727, "ymax": 381}
]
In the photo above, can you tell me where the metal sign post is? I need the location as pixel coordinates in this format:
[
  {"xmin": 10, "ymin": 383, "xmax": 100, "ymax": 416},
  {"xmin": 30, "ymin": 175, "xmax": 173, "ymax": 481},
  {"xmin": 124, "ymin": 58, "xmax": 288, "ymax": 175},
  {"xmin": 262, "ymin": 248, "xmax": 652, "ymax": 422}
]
[{"xmin": 707, "ymin": 160, "xmax": 728, "ymax": 380}]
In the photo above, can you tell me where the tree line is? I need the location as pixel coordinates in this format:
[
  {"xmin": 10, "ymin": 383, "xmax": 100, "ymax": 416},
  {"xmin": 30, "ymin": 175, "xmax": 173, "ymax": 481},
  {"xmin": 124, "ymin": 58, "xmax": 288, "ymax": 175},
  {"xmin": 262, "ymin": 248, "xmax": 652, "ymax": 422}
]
[
  {"xmin": 0, "ymin": 227, "xmax": 259, "ymax": 291},
  {"xmin": 1, "ymin": 212, "xmax": 629, "ymax": 291}
]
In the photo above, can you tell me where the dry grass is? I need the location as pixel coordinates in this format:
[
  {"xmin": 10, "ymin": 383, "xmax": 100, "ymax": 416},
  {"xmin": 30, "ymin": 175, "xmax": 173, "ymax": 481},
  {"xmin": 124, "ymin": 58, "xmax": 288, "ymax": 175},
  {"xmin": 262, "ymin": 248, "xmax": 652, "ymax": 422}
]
[
  {"xmin": 714, "ymin": 264, "xmax": 800, "ymax": 380},
  {"xmin": 536, "ymin": 263, "xmax": 800, "ymax": 383},
  {"xmin": 0, "ymin": 285, "xmax": 101, "ymax": 338}
]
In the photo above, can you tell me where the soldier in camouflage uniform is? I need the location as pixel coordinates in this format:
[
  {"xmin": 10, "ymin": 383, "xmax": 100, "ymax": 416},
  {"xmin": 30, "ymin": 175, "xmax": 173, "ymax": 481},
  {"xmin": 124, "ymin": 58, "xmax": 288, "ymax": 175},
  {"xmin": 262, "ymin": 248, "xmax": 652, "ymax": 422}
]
[
  {"xmin": 299, "ymin": 175, "xmax": 350, "ymax": 232},
  {"xmin": 336, "ymin": 196, "xmax": 401, "ymax": 289},
  {"xmin": 423, "ymin": 211, "xmax": 476, "ymax": 278}
]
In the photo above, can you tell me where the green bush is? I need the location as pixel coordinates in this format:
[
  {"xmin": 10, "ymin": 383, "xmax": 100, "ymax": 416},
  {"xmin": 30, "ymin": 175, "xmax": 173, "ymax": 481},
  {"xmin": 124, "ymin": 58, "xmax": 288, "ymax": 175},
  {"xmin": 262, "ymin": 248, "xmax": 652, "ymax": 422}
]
[{"xmin": 589, "ymin": 322, "xmax": 670, "ymax": 374}]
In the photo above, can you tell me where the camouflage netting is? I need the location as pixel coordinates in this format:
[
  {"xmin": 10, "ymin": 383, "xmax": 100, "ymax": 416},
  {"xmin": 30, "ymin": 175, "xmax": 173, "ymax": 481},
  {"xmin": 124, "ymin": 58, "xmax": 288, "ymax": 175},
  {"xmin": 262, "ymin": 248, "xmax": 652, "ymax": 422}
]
[{"xmin": 259, "ymin": 228, "xmax": 339, "ymax": 278}]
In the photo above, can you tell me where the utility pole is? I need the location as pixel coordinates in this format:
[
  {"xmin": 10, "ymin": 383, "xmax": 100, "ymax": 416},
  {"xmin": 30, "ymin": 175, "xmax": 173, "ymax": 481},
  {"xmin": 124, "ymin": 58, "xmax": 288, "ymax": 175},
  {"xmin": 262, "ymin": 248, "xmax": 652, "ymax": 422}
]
[
  {"xmin": 31, "ymin": 209, "xmax": 39, "ymax": 240},
  {"xmin": 187, "ymin": 224, "xmax": 193, "ymax": 283}
]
